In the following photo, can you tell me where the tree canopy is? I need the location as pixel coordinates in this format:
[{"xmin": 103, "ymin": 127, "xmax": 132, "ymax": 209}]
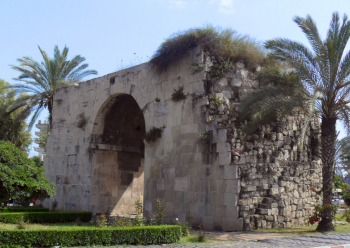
[
  {"xmin": 0, "ymin": 79, "xmax": 31, "ymax": 151},
  {"xmin": 0, "ymin": 141, "xmax": 55, "ymax": 204}
]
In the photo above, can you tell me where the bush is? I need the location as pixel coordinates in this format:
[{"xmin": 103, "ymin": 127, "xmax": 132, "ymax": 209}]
[
  {"xmin": 0, "ymin": 225, "xmax": 181, "ymax": 247},
  {"xmin": 0, "ymin": 212, "xmax": 92, "ymax": 223},
  {"xmin": 150, "ymin": 25, "xmax": 267, "ymax": 75},
  {"xmin": 0, "ymin": 141, "xmax": 55, "ymax": 204},
  {"xmin": 343, "ymin": 190, "xmax": 350, "ymax": 206},
  {"xmin": 342, "ymin": 208, "xmax": 350, "ymax": 223},
  {"xmin": 0, "ymin": 207, "xmax": 49, "ymax": 212}
]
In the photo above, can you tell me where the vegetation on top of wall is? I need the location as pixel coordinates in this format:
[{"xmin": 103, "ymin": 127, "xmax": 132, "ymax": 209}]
[{"xmin": 150, "ymin": 25, "xmax": 268, "ymax": 76}]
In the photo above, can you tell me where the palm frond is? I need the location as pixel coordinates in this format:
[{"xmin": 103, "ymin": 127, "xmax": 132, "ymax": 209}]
[
  {"xmin": 7, "ymin": 45, "xmax": 98, "ymax": 128},
  {"xmin": 239, "ymin": 68, "xmax": 308, "ymax": 134}
]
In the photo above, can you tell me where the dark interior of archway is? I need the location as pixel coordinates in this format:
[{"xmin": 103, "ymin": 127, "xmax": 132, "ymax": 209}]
[{"xmin": 101, "ymin": 94, "xmax": 145, "ymax": 173}]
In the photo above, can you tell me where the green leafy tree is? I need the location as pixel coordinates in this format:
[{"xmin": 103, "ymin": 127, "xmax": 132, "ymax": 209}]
[
  {"xmin": 0, "ymin": 79, "xmax": 31, "ymax": 151},
  {"xmin": 0, "ymin": 141, "xmax": 55, "ymax": 204},
  {"xmin": 240, "ymin": 12, "xmax": 350, "ymax": 232},
  {"xmin": 338, "ymin": 137, "xmax": 350, "ymax": 173},
  {"xmin": 30, "ymin": 156, "xmax": 43, "ymax": 167},
  {"xmin": 3, "ymin": 46, "xmax": 97, "ymax": 128},
  {"xmin": 334, "ymin": 174, "xmax": 348, "ymax": 192}
]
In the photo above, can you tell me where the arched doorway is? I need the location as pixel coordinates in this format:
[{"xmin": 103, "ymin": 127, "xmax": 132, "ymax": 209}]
[{"xmin": 90, "ymin": 93, "xmax": 145, "ymax": 215}]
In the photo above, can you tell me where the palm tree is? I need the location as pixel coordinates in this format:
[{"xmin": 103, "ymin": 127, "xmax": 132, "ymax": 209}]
[
  {"xmin": 240, "ymin": 12, "xmax": 350, "ymax": 232},
  {"xmin": 4, "ymin": 45, "xmax": 97, "ymax": 128}
]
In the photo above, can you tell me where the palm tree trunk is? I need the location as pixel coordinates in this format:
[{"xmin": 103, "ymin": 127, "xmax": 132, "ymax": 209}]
[
  {"xmin": 48, "ymin": 97, "xmax": 53, "ymax": 129},
  {"xmin": 316, "ymin": 116, "xmax": 336, "ymax": 232}
]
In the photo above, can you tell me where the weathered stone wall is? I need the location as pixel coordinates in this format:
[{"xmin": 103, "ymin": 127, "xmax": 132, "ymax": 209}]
[
  {"xmin": 205, "ymin": 61, "xmax": 323, "ymax": 230},
  {"xmin": 43, "ymin": 47, "xmax": 322, "ymax": 232},
  {"xmin": 43, "ymin": 48, "xmax": 243, "ymax": 231}
]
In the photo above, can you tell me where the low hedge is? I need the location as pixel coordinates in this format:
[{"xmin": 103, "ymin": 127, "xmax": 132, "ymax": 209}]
[
  {"xmin": 0, "ymin": 225, "xmax": 181, "ymax": 247},
  {"xmin": 0, "ymin": 207, "xmax": 49, "ymax": 212},
  {"xmin": 0, "ymin": 211, "xmax": 92, "ymax": 223}
]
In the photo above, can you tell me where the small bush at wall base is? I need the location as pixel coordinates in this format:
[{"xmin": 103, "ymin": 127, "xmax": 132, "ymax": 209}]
[
  {"xmin": 0, "ymin": 212, "xmax": 92, "ymax": 223},
  {"xmin": 0, "ymin": 225, "xmax": 181, "ymax": 247},
  {"xmin": 0, "ymin": 207, "xmax": 49, "ymax": 212}
]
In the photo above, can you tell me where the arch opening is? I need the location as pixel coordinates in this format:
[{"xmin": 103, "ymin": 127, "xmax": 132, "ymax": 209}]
[{"xmin": 90, "ymin": 94, "xmax": 145, "ymax": 216}]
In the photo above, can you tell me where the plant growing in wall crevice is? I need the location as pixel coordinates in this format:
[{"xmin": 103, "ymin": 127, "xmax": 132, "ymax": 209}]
[
  {"xmin": 145, "ymin": 126, "xmax": 165, "ymax": 143},
  {"xmin": 210, "ymin": 94, "xmax": 223, "ymax": 107},
  {"xmin": 76, "ymin": 113, "xmax": 89, "ymax": 130},
  {"xmin": 190, "ymin": 62, "xmax": 205, "ymax": 73},
  {"xmin": 196, "ymin": 131, "xmax": 211, "ymax": 141},
  {"xmin": 171, "ymin": 86, "xmax": 186, "ymax": 102}
]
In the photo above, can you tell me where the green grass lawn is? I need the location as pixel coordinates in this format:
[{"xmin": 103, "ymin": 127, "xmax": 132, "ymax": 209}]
[{"xmin": 252, "ymin": 213, "xmax": 350, "ymax": 234}]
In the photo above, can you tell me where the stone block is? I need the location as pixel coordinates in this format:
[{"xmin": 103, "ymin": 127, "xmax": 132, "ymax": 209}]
[
  {"xmin": 224, "ymin": 192, "xmax": 236, "ymax": 206},
  {"xmin": 181, "ymin": 124, "xmax": 198, "ymax": 134},
  {"xmin": 262, "ymin": 184, "xmax": 269, "ymax": 190},
  {"xmin": 225, "ymin": 179, "xmax": 240, "ymax": 193},
  {"xmin": 223, "ymin": 217, "xmax": 243, "ymax": 231},
  {"xmin": 217, "ymin": 78, "xmax": 228, "ymax": 87},
  {"xmin": 157, "ymin": 179, "xmax": 165, "ymax": 190},
  {"xmin": 241, "ymin": 186, "xmax": 256, "ymax": 192},
  {"xmin": 226, "ymin": 205, "xmax": 239, "ymax": 218},
  {"xmin": 174, "ymin": 178, "xmax": 188, "ymax": 191},
  {"xmin": 217, "ymin": 129, "xmax": 227, "ymax": 143},
  {"xmin": 212, "ymin": 192, "xmax": 224, "ymax": 206},
  {"xmin": 163, "ymin": 167, "xmax": 175, "ymax": 178},
  {"xmin": 232, "ymin": 78, "xmax": 242, "ymax": 87},
  {"xmin": 240, "ymin": 206, "xmax": 249, "ymax": 211},
  {"xmin": 154, "ymin": 102, "xmax": 169, "ymax": 116},
  {"xmin": 203, "ymin": 216, "xmax": 214, "ymax": 230},
  {"xmin": 269, "ymin": 188, "xmax": 279, "ymax": 195},
  {"xmin": 256, "ymin": 208, "xmax": 268, "ymax": 215},
  {"xmin": 265, "ymin": 216, "xmax": 274, "ymax": 221},
  {"xmin": 271, "ymin": 208, "xmax": 278, "ymax": 216},
  {"xmin": 237, "ymin": 199, "xmax": 247, "ymax": 206},
  {"xmin": 218, "ymin": 152, "xmax": 231, "ymax": 165},
  {"xmin": 224, "ymin": 165, "xmax": 239, "ymax": 180},
  {"xmin": 215, "ymin": 206, "xmax": 226, "ymax": 218},
  {"xmin": 216, "ymin": 142, "xmax": 231, "ymax": 152}
]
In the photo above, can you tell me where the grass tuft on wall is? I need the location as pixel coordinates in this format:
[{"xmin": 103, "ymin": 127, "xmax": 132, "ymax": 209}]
[{"xmin": 150, "ymin": 25, "xmax": 268, "ymax": 76}]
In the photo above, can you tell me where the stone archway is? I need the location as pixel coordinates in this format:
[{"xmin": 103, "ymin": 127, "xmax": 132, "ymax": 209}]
[{"xmin": 89, "ymin": 93, "xmax": 145, "ymax": 215}]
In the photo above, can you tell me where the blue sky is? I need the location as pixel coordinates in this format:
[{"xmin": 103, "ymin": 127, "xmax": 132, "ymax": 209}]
[{"xmin": 1, "ymin": 0, "xmax": 350, "ymax": 156}]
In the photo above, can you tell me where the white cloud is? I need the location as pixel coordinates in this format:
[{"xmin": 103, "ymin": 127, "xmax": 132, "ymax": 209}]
[
  {"xmin": 169, "ymin": 0, "xmax": 187, "ymax": 9},
  {"xmin": 210, "ymin": 0, "xmax": 235, "ymax": 14}
]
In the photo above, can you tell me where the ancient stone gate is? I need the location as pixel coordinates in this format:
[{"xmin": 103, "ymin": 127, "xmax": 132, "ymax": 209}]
[{"xmin": 43, "ymin": 48, "xmax": 322, "ymax": 231}]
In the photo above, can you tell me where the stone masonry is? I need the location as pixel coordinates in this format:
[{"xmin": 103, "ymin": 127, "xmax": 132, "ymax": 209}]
[
  {"xmin": 206, "ymin": 61, "xmax": 323, "ymax": 230},
  {"xmin": 43, "ymin": 47, "xmax": 322, "ymax": 231}
]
